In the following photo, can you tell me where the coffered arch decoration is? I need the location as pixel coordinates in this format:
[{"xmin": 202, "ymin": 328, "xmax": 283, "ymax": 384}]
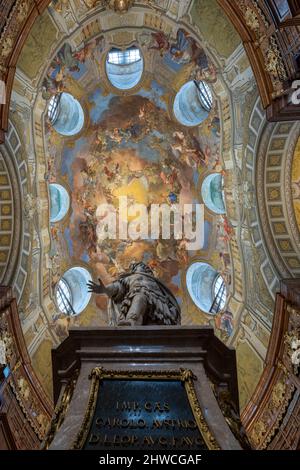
[
  {"xmin": 240, "ymin": 97, "xmax": 280, "ymax": 329},
  {"xmin": 237, "ymin": 97, "xmax": 300, "ymax": 341},
  {"xmin": 0, "ymin": 120, "xmax": 30, "ymax": 301},
  {"xmin": 256, "ymin": 121, "xmax": 300, "ymax": 279}
]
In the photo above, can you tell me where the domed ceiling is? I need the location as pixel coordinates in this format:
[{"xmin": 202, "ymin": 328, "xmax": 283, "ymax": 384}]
[
  {"xmin": 3, "ymin": 0, "xmax": 299, "ymax": 411},
  {"xmin": 44, "ymin": 31, "xmax": 223, "ymax": 321}
]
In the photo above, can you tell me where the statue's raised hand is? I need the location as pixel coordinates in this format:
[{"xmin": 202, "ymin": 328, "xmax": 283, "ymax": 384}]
[{"xmin": 87, "ymin": 278, "xmax": 107, "ymax": 295}]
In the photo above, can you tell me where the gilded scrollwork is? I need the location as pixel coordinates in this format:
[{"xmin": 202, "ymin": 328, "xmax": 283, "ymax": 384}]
[
  {"xmin": 0, "ymin": 0, "xmax": 33, "ymax": 76},
  {"xmin": 237, "ymin": 0, "xmax": 287, "ymax": 92},
  {"xmin": 248, "ymin": 373, "xmax": 295, "ymax": 449},
  {"xmin": 80, "ymin": 0, "xmax": 134, "ymax": 13},
  {"xmin": 284, "ymin": 305, "xmax": 300, "ymax": 374},
  {"xmin": 9, "ymin": 375, "xmax": 49, "ymax": 440}
]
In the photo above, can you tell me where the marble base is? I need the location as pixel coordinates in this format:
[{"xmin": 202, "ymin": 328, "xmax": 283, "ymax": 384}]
[{"xmin": 49, "ymin": 326, "xmax": 242, "ymax": 450}]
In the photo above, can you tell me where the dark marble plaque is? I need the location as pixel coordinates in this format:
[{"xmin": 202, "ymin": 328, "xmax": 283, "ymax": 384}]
[{"xmin": 83, "ymin": 379, "xmax": 207, "ymax": 450}]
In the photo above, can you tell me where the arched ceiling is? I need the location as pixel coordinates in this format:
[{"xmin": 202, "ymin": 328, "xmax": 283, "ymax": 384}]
[{"xmin": 0, "ymin": 0, "xmax": 299, "ymax": 411}]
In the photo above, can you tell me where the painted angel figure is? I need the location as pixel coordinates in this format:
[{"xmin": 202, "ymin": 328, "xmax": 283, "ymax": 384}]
[
  {"xmin": 170, "ymin": 28, "xmax": 208, "ymax": 69},
  {"xmin": 87, "ymin": 262, "xmax": 181, "ymax": 326},
  {"xmin": 149, "ymin": 31, "xmax": 170, "ymax": 56}
]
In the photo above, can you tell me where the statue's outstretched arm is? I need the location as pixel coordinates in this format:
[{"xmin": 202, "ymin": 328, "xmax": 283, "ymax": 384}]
[{"xmin": 87, "ymin": 278, "xmax": 120, "ymax": 298}]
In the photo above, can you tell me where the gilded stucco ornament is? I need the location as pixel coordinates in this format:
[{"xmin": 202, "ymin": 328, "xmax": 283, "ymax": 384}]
[
  {"xmin": 0, "ymin": 0, "xmax": 31, "ymax": 76},
  {"xmin": 238, "ymin": 0, "xmax": 287, "ymax": 90},
  {"xmin": 108, "ymin": 0, "xmax": 134, "ymax": 12},
  {"xmin": 270, "ymin": 381, "xmax": 286, "ymax": 408},
  {"xmin": 51, "ymin": 0, "xmax": 70, "ymax": 13},
  {"xmin": 284, "ymin": 306, "xmax": 300, "ymax": 374},
  {"xmin": 250, "ymin": 420, "xmax": 267, "ymax": 448},
  {"xmin": 249, "ymin": 375, "xmax": 295, "ymax": 449},
  {"xmin": 265, "ymin": 37, "xmax": 288, "ymax": 82},
  {"xmin": 83, "ymin": 0, "xmax": 133, "ymax": 12},
  {"xmin": 244, "ymin": 7, "xmax": 260, "ymax": 31}
]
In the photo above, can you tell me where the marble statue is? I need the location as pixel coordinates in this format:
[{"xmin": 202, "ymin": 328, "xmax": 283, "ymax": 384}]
[{"xmin": 87, "ymin": 262, "xmax": 181, "ymax": 326}]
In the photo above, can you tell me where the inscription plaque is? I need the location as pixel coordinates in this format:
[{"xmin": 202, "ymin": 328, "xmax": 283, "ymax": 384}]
[{"xmin": 73, "ymin": 368, "xmax": 220, "ymax": 451}]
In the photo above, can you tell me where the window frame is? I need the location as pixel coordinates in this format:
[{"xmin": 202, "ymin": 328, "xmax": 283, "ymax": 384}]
[
  {"xmin": 56, "ymin": 277, "xmax": 74, "ymax": 316},
  {"xmin": 210, "ymin": 274, "xmax": 227, "ymax": 314},
  {"xmin": 48, "ymin": 94, "xmax": 61, "ymax": 124},
  {"xmin": 194, "ymin": 80, "xmax": 213, "ymax": 113},
  {"xmin": 107, "ymin": 47, "xmax": 142, "ymax": 66}
]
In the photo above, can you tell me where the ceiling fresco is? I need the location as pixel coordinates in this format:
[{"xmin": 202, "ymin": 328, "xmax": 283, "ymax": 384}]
[
  {"xmin": 5, "ymin": 0, "xmax": 295, "ymax": 410},
  {"xmin": 44, "ymin": 30, "xmax": 234, "ymax": 334}
]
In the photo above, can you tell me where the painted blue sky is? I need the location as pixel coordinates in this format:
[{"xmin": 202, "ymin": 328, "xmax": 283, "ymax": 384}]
[
  {"xmin": 89, "ymin": 88, "xmax": 115, "ymax": 124},
  {"xmin": 137, "ymin": 80, "xmax": 168, "ymax": 111},
  {"xmin": 61, "ymin": 136, "xmax": 89, "ymax": 187}
]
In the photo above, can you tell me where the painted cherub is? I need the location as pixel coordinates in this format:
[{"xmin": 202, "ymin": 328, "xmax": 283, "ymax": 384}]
[{"xmin": 191, "ymin": 63, "xmax": 217, "ymax": 84}]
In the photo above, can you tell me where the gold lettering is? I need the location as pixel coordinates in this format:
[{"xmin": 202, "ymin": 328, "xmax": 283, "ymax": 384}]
[
  {"xmin": 144, "ymin": 402, "xmax": 152, "ymax": 412},
  {"xmin": 143, "ymin": 436, "xmax": 155, "ymax": 446},
  {"xmin": 112, "ymin": 418, "xmax": 121, "ymax": 428},
  {"xmin": 120, "ymin": 435, "xmax": 131, "ymax": 445},
  {"xmin": 94, "ymin": 417, "xmax": 147, "ymax": 430},
  {"xmin": 158, "ymin": 436, "xmax": 168, "ymax": 446},
  {"xmin": 152, "ymin": 419, "xmax": 163, "ymax": 429},
  {"xmin": 182, "ymin": 437, "xmax": 194, "ymax": 447},
  {"xmin": 188, "ymin": 420, "xmax": 197, "ymax": 429},
  {"xmin": 88, "ymin": 433, "xmax": 99, "ymax": 445},
  {"xmin": 163, "ymin": 419, "xmax": 172, "ymax": 428},
  {"xmin": 121, "ymin": 402, "xmax": 131, "ymax": 410},
  {"xmin": 116, "ymin": 401, "xmax": 140, "ymax": 411},
  {"xmin": 101, "ymin": 434, "xmax": 139, "ymax": 447},
  {"xmin": 137, "ymin": 419, "xmax": 146, "ymax": 429}
]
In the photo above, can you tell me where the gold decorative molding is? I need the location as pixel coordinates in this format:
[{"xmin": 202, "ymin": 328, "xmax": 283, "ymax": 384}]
[
  {"xmin": 107, "ymin": 0, "xmax": 134, "ymax": 13},
  {"xmin": 285, "ymin": 304, "xmax": 300, "ymax": 375},
  {"xmin": 8, "ymin": 376, "xmax": 47, "ymax": 441},
  {"xmin": 82, "ymin": 0, "xmax": 134, "ymax": 14},
  {"xmin": 0, "ymin": 0, "xmax": 35, "ymax": 76},
  {"xmin": 43, "ymin": 370, "xmax": 79, "ymax": 450},
  {"xmin": 72, "ymin": 367, "xmax": 220, "ymax": 450},
  {"xmin": 248, "ymin": 370, "xmax": 295, "ymax": 449}
]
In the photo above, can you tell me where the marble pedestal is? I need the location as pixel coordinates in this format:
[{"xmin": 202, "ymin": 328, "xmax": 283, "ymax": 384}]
[{"xmin": 48, "ymin": 326, "xmax": 242, "ymax": 450}]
